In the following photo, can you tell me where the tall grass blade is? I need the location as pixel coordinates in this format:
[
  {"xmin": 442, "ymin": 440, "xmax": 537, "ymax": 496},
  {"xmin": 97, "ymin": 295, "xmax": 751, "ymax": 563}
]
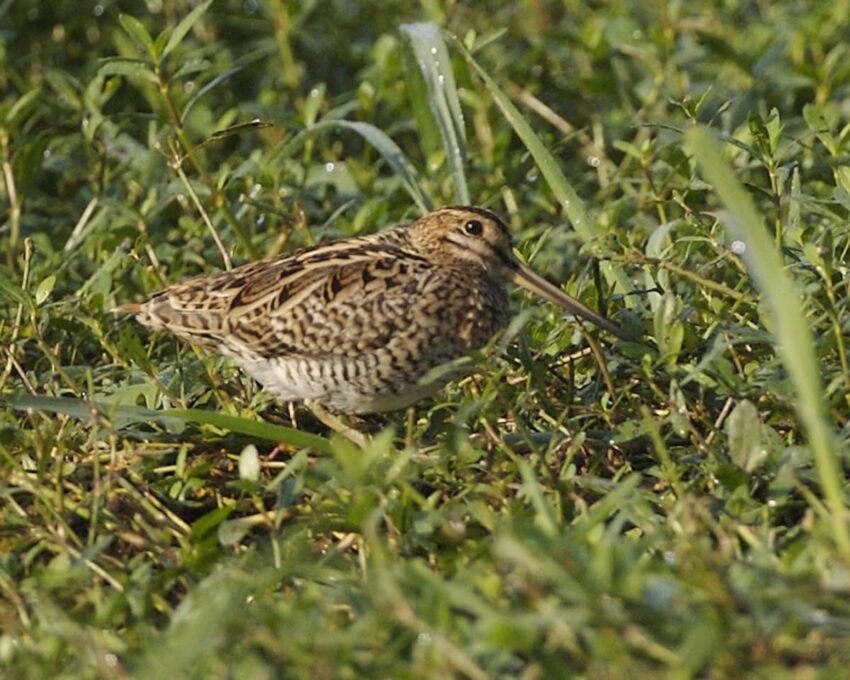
[
  {"xmin": 401, "ymin": 22, "xmax": 469, "ymax": 204},
  {"xmin": 166, "ymin": 408, "xmax": 332, "ymax": 453},
  {"xmin": 285, "ymin": 119, "xmax": 432, "ymax": 215},
  {"xmin": 454, "ymin": 37, "xmax": 634, "ymax": 300},
  {"xmin": 684, "ymin": 125, "xmax": 850, "ymax": 556}
]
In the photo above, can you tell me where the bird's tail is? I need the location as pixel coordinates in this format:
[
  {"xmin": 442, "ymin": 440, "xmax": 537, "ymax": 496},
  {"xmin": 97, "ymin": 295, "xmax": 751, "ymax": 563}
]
[{"xmin": 115, "ymin": 296, "xmax": 229, "ymax": 351}]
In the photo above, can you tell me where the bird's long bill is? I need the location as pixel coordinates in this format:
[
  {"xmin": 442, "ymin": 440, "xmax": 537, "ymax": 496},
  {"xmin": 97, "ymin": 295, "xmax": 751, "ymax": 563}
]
[{"xmin": 511, "ymin": 263, "xmax": 629, "ymax": 340}]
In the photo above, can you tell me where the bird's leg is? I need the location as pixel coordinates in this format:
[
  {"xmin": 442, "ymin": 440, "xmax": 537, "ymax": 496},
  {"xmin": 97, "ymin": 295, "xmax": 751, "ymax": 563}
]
[
  {"xmin": 305, "ymin": 400, "xmax": 369, "ymax": 448},
  {"xmin": 405, "ymin": 405, "xmax": 416, "ymax": 448}
]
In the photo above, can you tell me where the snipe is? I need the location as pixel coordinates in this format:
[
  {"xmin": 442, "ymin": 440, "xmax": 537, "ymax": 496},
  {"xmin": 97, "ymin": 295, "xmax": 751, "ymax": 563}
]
[{"xmin": 121, "ymin": 206, "xmax": 626, "ymax": 413}]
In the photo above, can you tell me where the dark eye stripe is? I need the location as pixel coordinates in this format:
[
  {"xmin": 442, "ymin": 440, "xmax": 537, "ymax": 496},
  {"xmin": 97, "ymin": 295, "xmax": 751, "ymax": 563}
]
[
  {"xmin": 495, "ymin": 247, "xmax": 517, "ymax": 269},
  {"xmin": 443, "ymin": 234, "xmax": 515, "ymax": 269}
]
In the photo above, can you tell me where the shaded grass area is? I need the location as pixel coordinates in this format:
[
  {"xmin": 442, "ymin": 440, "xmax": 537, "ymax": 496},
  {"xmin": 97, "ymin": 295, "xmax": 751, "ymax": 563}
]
[{"xmin": 2, "ymin": 0, "xmax": 850, "ymax": 676}]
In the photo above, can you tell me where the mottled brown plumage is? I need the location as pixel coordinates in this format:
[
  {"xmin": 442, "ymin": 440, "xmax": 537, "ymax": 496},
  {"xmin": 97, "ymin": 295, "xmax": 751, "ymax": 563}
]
[{"xmin": 122, "ymin": 206, "xmax": 625, "ymax": 413}]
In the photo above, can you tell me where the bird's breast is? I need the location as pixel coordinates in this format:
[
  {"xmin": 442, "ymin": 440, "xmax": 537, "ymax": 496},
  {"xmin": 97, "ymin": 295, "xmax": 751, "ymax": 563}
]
[{"xmin": 431, "ymin": 271, "xmax": 510, "ymax": 350}]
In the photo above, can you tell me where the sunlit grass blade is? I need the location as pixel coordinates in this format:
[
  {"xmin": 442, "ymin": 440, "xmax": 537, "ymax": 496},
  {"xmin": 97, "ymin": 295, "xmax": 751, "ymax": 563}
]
[
  {"xmin": 6, "ymin": 394, "xmax": 332, "ymax": 453},
  {"xmin": 284, "ymin": 119, "xmax": 432, "ymax": 215},
  {"xmin": 401, "ymin": 22, "xmax": 469, "ymax": 204},
  {"xmin": 454, "ymin": 37, "xmax": 634, "ymax": 301},
  {"xmin": 165, "ymin": 408, "xmax": 332, "ymax": 453},
  {"xmin": 684, "ymin": 125, "xmax": 850, "ymax": 557}
]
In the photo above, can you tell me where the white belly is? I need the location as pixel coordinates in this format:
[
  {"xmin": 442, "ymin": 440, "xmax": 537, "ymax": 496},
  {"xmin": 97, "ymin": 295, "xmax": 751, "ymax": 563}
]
[{"xmin": 239, "ymin": 356, "xmax": 448, "ymax": 414}]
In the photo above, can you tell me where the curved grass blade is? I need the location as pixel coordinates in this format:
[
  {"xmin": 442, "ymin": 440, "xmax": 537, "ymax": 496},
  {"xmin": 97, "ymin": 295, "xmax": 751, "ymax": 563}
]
[
  {"xmin": 684, "ymin": 125, "xmax": 850, "ymax": 557},
  {"xmin": 5, "ymin": 394, "xmax": 332, "ymax": 453},
  {"xmin": 284, "ymin": 119, "xmax": 432, "ymax": 214},
  {"xmin": 401, "ymin": 22, "xmax": 469, "ymax": 204},
  {"xmin": 454, "ymin": 36, "xmax": 634, "ymax": 302},
  {"xmin": 97, "ymin": 57, "xmax": 158, "ymax": 84},
  {"xmin": 181, "ymin": 66, "xmax": 244, "ymax": 124}
]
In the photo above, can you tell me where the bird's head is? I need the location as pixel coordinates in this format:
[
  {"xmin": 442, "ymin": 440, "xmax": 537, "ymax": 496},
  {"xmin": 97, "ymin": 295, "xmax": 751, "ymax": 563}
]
[
  {"xmin": 409, "ymin": 205, "xmax": 515, "ymax": 272},
  {"xmin": 409, "ymin": 205, "xmax": 628, "ymax": 340}
]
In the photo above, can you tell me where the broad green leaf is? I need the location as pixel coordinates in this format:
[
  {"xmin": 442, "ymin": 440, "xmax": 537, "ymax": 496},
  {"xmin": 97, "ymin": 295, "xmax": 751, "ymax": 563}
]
[
  {"xmin": 836, "ymin": 166, "xmax": 850, "ymax": 194},
  {"xmin": 172, "ymin": 58, "xmax": 213, "ymax": 80},
  {"xmin": 765, "ymin": 107, "xmax": 782, "ymax": 150},
  {"xmin": 116, "ymin": 325, "xmax": 155, "ymax": 376},
  {"xmin": 190, "ymin": 506, "xmax": 233, "ymax": 539},
  {"xmin": 13, "ymin": 133, "xmax": 51, "ymax": 195},
  {"xmin": 674, "ymin": 609, "xmax": 723, "ymax": 675}
]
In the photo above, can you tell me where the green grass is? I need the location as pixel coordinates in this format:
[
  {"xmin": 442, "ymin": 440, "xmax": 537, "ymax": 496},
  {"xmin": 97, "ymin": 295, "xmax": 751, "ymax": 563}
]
[{"xmin": 3, "ymin": 1, "xmax": 850, "ymax": 677}]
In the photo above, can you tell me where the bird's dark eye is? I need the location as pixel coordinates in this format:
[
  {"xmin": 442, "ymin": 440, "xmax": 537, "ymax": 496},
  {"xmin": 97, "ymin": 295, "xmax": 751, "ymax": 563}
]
[{"xmin": 464, "ymin": 219, "xmax": 483, "ymax": 236}]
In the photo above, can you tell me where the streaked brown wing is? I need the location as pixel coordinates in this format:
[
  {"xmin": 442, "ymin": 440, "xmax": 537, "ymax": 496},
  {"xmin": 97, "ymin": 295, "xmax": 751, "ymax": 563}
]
[
  {"xmin": 134, "ymin": 256, "xmax": 301, "ymax": 350},
  {"xmin": 238, "ymin": 254, "xmax": 440, "ymax": 359},
  {"xmin": 136, "ymin": 236, "xmax": 451, "ymax": 361}
]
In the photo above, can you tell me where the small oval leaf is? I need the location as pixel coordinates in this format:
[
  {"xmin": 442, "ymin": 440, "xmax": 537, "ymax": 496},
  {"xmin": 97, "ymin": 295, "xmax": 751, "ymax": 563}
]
[
  {"xmin": 34, "ymin": 275, "xmax": 56, "ymax": 306},
  {"xmin": 726, "ymin": 400, "xmax": 768, "ymax": 472}
]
